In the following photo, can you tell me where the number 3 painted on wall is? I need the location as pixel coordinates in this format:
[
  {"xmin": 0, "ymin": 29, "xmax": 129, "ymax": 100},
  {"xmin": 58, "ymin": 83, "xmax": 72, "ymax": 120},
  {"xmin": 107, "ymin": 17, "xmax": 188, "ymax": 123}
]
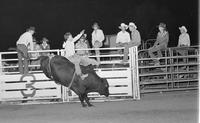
[{"xmin": 20, "ymin": 74, "xmax": 36, "ymax": 97}]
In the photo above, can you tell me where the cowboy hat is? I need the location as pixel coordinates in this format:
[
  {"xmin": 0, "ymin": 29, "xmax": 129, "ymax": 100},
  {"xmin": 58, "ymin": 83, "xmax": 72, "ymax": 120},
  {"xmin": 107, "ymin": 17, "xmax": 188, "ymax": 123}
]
[
  {"xmin": 129, "ymin": 22, "xmax": 137, "ymax": 29},
  {"xmin": 179, "ymin": 26, "xmax": 187, "ymax": 32},
  {"xmin": 119, "ymin": 23, "xmax": 128, "ymax": 30}
]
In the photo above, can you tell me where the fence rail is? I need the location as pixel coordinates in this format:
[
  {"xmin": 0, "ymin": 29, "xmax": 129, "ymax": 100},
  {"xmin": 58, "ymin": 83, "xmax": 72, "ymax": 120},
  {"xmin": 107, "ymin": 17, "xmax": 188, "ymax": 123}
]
[
  {"xmin": 0, "ymin": 45, "xmax": 198, "ymax": 104},
  {"xmin": 138, "ymin": 45, "xmax": 199, "ymax": 93}
]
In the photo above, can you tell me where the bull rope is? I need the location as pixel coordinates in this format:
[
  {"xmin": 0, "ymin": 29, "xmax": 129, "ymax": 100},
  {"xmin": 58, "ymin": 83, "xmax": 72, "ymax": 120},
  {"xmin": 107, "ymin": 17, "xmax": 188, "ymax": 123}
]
[
  {"xmin": 68, "ymin": 71, "xmax": 76, "ymax": 90},
  {"xmin": 48, "ymin": 55, "xmax": 54, "ymax": 79}
]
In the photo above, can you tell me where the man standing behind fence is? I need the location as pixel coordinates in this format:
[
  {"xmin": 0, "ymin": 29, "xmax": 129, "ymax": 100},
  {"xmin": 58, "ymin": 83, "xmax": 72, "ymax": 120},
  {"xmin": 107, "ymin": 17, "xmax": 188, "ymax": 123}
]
[
  {"xmin": 16, "ymin": 26, "xmax": 35, "ymax": 74},
  {"xmin": 40, "ymin": 37, "xmax": 50, "ymax": 56},
  {"xmin": 176, "ymin": 26, "xmax": 190, "ymax": 62},
  {"xmin": 91, "ymin": 22, "xmax": 105, "ymax": 63}
]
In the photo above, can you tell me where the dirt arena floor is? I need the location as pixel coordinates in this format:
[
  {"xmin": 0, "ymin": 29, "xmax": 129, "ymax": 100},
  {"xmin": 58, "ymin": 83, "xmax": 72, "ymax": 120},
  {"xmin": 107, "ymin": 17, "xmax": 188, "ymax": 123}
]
[{"xmin": 0, "ymin": 91, "xmax": 198, "ymax": 123}]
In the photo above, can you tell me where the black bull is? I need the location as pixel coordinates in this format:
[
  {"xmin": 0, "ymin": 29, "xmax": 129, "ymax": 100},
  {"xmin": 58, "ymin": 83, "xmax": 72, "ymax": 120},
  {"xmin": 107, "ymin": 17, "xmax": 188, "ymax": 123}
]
[{"xmin": 39, "ymin": 55, "xmax": 109, "ymax": 107}]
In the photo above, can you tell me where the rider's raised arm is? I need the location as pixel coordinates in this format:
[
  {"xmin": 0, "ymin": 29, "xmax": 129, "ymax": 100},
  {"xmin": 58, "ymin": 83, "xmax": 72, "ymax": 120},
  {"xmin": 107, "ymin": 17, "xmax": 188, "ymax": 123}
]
[{"xmin": 72, "ymin": 30, "xmax": 85, "ymax": 43}]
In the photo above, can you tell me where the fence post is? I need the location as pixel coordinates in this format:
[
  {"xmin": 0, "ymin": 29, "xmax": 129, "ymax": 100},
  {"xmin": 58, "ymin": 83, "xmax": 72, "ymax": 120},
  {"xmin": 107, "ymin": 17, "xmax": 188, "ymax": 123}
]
[
  {"xmin": 57, "ymin": 49, "xmax": 60, "ymax": 56},
  {"xmin": 130, "ymin": 46, "xmax": 140, "ymax": 100},
  {"xmin": 0, "ymin": 53, "xmax": 3, "ymax": 75},
  {"xmin": 0, "ymin": 53, "xmax": 3, "ymax": 101},
  {"xmin": 60, "ymin": 49, "xmax": 65, "ymax": 57}
]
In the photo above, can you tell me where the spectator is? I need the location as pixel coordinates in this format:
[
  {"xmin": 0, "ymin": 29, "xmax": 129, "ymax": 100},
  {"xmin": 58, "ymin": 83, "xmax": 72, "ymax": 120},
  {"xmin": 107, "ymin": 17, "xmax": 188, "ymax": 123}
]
[
  {"xmin": 30, "ymin": 38, "xmax": 41, "ymax": 70},
  {"xmin": 176, "ymin": 26, "xmax": 190, "ymax": 62},
  {"xmin": 91, "ymin": 22, "xmax": 105, "ymax": 63},
  {"xmin": 16, "ymin": 26, "xmax": 35, "ymax": 74},
  {"xmin": 177, "ymin": 26, "xmax": 190, "ymax": 47},
  {"xmin": 75, "ymin": 34, "xmax": 89, "ymax": 56},
  {"xmin": 148, "ymin": 23, "xmax": 169, "ymax": 65},
  {"xmin": 75, "ymin": 34, "xmax": 99, "ymax": 67},
  {"xmin": 62, "ymin": 30, "xmax": 88, "ymax": 80},
  {"xmin": 122, "ymin": 22, "xmax": 141, "ymax": 63},
  {"xmin": 30, "ymin": 38, "xmax": 41, "ymax": 57},
  {"xmin": 40, "ymin": 37, "xmax": 50, "ymax": 56},
  {"xmin": 41, "ymin": 37, "xmax": 50, "ymax": 50},
  {"xmin": 116, "ymin": 23, "xmax": 131, "ymax": 54},
  {"xmin": 116, "ymin": 23, "xmax": 131, "ymax": 47}
]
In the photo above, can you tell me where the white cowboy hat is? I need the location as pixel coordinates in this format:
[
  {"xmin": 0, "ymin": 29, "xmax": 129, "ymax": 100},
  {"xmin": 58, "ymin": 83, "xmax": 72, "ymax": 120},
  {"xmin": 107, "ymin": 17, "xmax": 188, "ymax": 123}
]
[
  {"xmin": 119, "ymin": 23, "xmax": 128, "ymax": 30},
  {"xmin": 129, "ymin": 22, "xmax": 137, "ymax": 29},
  {"xmin": 179, "ymin": 26, "xmax": 187, "ymax": 32}
]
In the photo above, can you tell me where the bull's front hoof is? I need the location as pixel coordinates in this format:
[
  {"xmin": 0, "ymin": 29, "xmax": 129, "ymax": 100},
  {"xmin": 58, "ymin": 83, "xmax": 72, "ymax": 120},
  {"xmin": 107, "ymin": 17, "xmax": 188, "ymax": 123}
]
[{"xmin": 82, "ymin": 104, "xmax": 87, "ymax": 107}]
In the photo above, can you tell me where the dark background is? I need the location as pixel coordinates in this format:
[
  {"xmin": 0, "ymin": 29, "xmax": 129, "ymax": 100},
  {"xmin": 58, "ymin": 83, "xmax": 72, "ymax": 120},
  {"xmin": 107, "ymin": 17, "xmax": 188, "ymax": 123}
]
[{"xmin": 0, "ymin": 0, "xmax": 198, "ymax": 51}]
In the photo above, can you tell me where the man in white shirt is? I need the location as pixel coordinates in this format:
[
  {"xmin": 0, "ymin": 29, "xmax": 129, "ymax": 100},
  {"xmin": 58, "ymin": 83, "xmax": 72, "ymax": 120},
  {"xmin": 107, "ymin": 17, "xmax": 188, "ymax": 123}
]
[
  {"xmin": 62, "ymin": 30, "xmax": 88, "ymax": 80},
  {"xmin": 176, "ymin": 26, "xmax": 191, "ymax": 58},
  {"xmin": 116, "ymin": 23, "xmax": 131, "ymax": 45},
  {"xmin": 178, "ymin": 26, "xmax": 190, "ymax": 47},
  {"xmin": 116, "ymin": 23, "xmax": 131, "ymax": 53},
  {"xmin": 91, "ymin": 22, "xmax": 105, "ymax": 63},
  {"xmin": 16, "ymin": 26, "xmax": 35, "ymax": 74},
  {"xmin": 62, "ymin": 31, "xmax": 84, "ymax": 58}
]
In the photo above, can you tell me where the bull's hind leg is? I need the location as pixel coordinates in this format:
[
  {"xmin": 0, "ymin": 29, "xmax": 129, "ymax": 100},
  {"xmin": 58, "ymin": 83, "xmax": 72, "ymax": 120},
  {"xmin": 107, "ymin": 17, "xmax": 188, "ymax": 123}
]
[
  {"xmin": 84, "ymin": 94, "xmax": 93, "ymax": 107},
  {"xmin": 78, "ymin": 95, "xmax": 87, "ymax": 107}
]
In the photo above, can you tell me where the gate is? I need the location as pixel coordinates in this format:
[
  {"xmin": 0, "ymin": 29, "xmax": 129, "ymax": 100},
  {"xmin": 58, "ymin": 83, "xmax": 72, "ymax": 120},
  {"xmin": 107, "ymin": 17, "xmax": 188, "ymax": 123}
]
[{"xmin": 0, "ymin": 74, "xmax": 61, "ymax": 101}]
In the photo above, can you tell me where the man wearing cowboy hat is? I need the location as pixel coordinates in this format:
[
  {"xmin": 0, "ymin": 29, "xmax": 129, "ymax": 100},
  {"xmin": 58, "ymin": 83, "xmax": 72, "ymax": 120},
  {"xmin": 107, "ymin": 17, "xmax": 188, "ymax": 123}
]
[
  {"xmin": 122, "ymin": 22, "xmax": 141, "ymax": 63},
  {"xmin": 16, "ymin": 26, "xmax": 35, "ymax": 74},
  {"xmin": 148, "ymin": 22, "xmax": 169, "ymax": 65},
  {"xmin": 91, "ymin": 22, "xmax": 105, "ymax": 63},
  {"xmin": 177, "ymin": 26, "xmax": 190, "ymax": 47},
  {"xmin": 176, "ymin": 26, "xmax": 191, "ymax": 59},
  {"xmin": 116, "ymin": 23, "xmax": 131, "ymax": 47}
]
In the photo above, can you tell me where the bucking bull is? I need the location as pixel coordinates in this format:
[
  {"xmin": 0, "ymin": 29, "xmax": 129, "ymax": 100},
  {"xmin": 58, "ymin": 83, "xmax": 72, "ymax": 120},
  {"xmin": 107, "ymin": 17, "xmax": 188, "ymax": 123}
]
[{"xmin": 39, "ymin": 55, "xmax": 109, "ymax": 107}]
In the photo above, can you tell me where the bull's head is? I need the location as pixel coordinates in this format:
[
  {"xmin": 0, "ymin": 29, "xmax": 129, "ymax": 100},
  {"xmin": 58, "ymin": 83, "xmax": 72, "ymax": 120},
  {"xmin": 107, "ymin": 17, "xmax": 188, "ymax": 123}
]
[{"xmin": 99, "ymin": 78, "xmax": 109, "ymax": 97}]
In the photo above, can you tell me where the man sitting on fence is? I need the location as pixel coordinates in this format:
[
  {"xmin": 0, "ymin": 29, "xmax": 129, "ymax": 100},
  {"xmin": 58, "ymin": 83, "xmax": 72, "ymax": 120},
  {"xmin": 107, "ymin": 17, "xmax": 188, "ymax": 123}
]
[
  {"xmin": 116, "ymin": 23, "xmax": 131, "ymax": 55},
  {"xmin": 176, "ymin": 26, "xmax": 190, "ymax": 55},
  {"xmin": 16, "ymin": 26, "xmax": 35, "ymax": 74},
  {"xmin": 148, "ymin": 23, "xmax": 169, "ymax": 65},
  {"xmin": 175, "ymin": 26, "xmax": 191, "ymax": 63},
  {"xmin": 121, "ymin": 22, "xmax": 141, "ymax": 64}
]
